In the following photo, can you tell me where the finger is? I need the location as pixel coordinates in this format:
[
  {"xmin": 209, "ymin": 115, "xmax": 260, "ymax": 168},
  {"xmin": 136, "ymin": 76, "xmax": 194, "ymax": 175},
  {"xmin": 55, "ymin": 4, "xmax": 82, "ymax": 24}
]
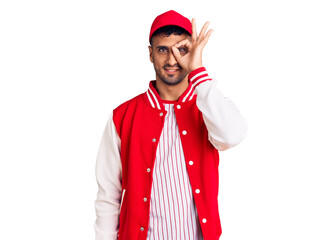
[
  {"xmin": 191, "ymin": 18, "xmax": 197, "ymax": 42},
  {"xmin": 200, "ymin": 28, "xmax": 214, "ymax": 48},
  {"xmin": 171, "ymin": 46, "xmax": 182, "ymax": 62},
  {"xmin": 174, "ymin": 39, "xmax": 192, "ymax": 51},
  {"xmin": 197, "ymin": 21, "xmax": 211, "ymax": 42}
]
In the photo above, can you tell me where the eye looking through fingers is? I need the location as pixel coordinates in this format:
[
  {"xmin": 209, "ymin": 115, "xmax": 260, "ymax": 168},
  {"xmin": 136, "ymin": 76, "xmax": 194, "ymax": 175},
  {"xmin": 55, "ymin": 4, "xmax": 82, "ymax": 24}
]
[{"xmin": 178, "ymin": 46, "xmax": 188, "ymax": 54}]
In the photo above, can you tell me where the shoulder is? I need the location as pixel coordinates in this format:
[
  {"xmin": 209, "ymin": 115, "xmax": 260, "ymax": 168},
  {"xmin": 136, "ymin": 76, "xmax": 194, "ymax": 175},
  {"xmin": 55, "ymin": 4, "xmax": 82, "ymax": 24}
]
[
  {"xmin": 112, "ymin": 92, "xmax": 148, "ymax": 128},
  {"xmin": 111, "ymin": 92, "xmax": 145, "ymax": 137},
  {"xmin": 113, "ymin": 93, "xmax": 144, "ymax": 116}
]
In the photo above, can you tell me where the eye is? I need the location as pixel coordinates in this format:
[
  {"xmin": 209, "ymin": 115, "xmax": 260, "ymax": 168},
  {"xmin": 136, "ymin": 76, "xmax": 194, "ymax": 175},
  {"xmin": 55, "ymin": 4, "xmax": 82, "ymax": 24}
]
[
  {"xmin": 178, "ymin": 47, "xmax": 187, "ymax": 53},
  {"xmin": 158, "ymin": 47, "xmax": 168, "ymax": 53}
]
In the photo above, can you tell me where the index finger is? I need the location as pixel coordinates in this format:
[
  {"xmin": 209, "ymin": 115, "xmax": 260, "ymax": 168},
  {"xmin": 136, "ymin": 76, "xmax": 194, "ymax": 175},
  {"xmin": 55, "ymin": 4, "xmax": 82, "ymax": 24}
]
[{"xmin": 174, "ymin": 39, "xmax": 192, "ymax": 51}]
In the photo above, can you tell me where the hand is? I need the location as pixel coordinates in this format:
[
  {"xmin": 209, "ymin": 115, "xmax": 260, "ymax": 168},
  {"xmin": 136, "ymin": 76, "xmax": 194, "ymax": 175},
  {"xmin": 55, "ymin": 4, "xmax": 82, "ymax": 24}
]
[{"xmin": 172, "ymin": 18, "xmax": 214, "ymax": 73}]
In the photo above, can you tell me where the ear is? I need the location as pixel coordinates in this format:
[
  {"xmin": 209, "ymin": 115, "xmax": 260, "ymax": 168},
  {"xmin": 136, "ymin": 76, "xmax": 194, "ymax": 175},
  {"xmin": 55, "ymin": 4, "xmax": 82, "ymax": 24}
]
[{"xmin": 148, "ymin": 46, "xmax": 154, "ymax": 63}]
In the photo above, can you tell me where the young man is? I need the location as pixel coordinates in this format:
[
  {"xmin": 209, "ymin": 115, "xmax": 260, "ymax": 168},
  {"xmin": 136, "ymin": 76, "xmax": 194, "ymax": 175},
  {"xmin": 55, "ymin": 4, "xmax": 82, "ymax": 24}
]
[{"xmin": 94, "ymin": 10, "xmax": 248, "ymax": 240}]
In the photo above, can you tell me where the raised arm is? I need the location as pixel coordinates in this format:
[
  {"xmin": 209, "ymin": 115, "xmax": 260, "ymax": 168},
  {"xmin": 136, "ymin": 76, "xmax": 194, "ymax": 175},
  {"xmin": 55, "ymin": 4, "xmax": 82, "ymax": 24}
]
[
  {"xmin": 172, "ymin": 18, "xmax": 247, "ymax": 151},
  {"xmin": 189, "ymin": 67, "xmax": 248, "ymax": 151}
]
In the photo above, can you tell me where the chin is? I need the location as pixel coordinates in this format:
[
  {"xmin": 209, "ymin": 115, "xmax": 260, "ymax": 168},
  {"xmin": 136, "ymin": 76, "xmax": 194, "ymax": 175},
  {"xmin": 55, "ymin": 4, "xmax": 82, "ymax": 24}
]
[
  {"xmin": 155, "ymin": 68, "xmax": 187, "ymax": 86},
  {"xmin": 160, "ymin": 75, "xmax": 185, "ymax": 86}
]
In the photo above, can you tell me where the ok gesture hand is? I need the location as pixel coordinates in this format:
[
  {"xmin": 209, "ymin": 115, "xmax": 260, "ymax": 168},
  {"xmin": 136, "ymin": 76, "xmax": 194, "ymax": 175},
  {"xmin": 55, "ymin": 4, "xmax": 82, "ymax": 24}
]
[{"xmin": 172, "ymin": 18, "xmax": 214, "ymax": 73}]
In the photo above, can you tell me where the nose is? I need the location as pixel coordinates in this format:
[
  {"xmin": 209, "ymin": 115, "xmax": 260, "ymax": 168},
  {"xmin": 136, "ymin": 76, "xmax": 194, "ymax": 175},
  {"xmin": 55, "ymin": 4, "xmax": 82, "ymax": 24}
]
[{"xmin": 167, "ymin": 50, "xmax": 177, "ymax": 66}]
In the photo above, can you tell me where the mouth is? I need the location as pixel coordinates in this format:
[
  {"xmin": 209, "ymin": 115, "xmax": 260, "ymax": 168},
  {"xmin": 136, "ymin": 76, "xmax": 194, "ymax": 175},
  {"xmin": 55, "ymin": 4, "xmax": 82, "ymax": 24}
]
[{"xmin": 164, "ymin": 68, "xmax": 179, "ymax": 74}]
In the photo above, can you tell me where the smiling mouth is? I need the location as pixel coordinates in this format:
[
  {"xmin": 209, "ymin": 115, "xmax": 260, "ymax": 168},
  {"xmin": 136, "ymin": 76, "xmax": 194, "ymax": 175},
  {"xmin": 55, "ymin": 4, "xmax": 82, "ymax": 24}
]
[{"xmin": 164, "ymin": 68, "xmax": 179, "ymax": 73}]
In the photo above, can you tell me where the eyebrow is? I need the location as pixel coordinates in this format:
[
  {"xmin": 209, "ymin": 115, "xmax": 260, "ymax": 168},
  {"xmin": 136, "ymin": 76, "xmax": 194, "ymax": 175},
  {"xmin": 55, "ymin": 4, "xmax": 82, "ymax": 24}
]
[{"xmin": 156, "ymin": 45, "xmax": 169, "ymax": 49}]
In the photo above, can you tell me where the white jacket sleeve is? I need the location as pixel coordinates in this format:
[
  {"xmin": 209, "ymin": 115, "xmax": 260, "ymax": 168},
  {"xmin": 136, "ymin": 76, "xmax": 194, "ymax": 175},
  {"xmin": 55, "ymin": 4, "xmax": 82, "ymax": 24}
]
[
  {"xmin": 190, "ymin": 67, "xmax": 248, "ymax": 151},
  {"xmin": 94, "ymin": 111, "xmax": 122, "ymax": 240}
]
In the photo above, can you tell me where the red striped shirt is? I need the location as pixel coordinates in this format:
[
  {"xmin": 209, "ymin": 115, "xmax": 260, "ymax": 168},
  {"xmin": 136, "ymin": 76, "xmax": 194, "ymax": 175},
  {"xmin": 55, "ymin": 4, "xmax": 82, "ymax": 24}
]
[{"xmin": 147, "ymin": 103, "xmax": 204, "ymax": 240}]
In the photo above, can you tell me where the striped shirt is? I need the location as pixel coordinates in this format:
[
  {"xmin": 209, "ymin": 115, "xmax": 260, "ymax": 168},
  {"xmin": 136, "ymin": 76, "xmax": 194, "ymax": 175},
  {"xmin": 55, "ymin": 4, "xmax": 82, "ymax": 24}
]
[{"xmin": 147, "ymin": 102, "xmax": 204, "ymax": 240}]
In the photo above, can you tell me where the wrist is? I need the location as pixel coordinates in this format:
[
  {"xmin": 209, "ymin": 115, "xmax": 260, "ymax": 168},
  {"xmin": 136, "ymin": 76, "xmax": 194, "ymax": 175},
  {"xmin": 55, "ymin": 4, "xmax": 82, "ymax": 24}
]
[
  {"xmin": 188, "ymin": 67, "xmax": 212, "ymax": 88},
  {"xmin": 188, "ymin": 66, "xmax": 206, "ymax": 80},
  {"xmin": 188, "ymin": 65, "xmax": 203, "ymax": 74}
]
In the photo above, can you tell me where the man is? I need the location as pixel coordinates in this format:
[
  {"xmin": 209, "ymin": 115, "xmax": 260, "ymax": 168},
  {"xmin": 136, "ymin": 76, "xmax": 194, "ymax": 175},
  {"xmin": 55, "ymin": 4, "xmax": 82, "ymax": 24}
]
[{"xmin": 94, "ymin": 10, "xmax": 247, "ymax": 240}]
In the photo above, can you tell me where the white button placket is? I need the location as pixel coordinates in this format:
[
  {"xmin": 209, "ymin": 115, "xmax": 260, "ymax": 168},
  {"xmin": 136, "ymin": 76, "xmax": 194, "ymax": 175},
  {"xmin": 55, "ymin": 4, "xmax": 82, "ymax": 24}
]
[{"xmin": 176, "ymin": 105, "xmax": 188, "ymax": 137}]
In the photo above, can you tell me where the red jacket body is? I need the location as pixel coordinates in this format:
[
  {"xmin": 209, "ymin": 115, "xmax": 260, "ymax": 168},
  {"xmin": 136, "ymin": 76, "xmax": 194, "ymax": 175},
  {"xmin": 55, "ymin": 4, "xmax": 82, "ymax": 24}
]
[{"xmin": 94, "ymin": 67, "xmax": 248, "ymax": 240}]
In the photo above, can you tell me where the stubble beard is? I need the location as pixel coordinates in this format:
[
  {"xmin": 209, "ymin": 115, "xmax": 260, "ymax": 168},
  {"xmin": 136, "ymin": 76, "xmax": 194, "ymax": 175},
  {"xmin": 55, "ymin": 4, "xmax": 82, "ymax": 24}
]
[{"xmin": 154, "ymin": 64, "xmax": 188, "ymax": 86}]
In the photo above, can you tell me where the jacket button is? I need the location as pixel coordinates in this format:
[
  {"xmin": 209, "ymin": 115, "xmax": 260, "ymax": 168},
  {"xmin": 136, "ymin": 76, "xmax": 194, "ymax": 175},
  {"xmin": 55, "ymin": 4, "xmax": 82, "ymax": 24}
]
[
  {"xmin": 143, "ymin": 197, "xmax": 148, "ymax": 202},
  {"xmin": 159, "ymin": 112, "xmax": 163, "ymax": 116},
  {"xmin": 202, "ymin": 218, "xmax": 207, "ymax": 223},
  {"xmin": 182, "ymin": 130, "xmax": 187, "ymax": 135},
  {"xmin": 177, "ymin": 105, "xmax": 181, "ymax": 109},
  {"xmin": 189, "ymin": 161, "xmax": 193, "ymax": 165},
  {"xmin": 140, "ymin": 227, "xmax": 144, "ymax": 231},
  {"xmin": 152, "ymin": 138, "xmax": 156, "ymax": 142},
  {"xmin": 195, "ymin": 189, "xmax": 200, "ymax": 194},
  {"xmin": 147, "ymin": 168, "xmax": 151, "ymax": 172}
]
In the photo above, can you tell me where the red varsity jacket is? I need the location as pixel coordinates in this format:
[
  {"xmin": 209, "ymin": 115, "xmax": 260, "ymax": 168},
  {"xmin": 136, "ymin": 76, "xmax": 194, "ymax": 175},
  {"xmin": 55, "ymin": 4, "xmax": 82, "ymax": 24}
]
[{"xmin": 95, "ymin": 67, "xmax": 248, "ymax": 240}]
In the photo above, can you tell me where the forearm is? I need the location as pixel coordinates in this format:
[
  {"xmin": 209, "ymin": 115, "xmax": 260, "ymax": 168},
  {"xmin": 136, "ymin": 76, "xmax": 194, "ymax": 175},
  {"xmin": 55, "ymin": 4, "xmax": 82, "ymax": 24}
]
[{"xmin": 190, "ymin": 67, "xmax": 248, "ymax": 151}]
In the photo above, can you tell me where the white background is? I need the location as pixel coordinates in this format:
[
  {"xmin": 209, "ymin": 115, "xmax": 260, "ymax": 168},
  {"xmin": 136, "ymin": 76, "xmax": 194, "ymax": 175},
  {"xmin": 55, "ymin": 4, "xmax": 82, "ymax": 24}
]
[{"xmin": 1, "ymin": 0, "xmax": 330, "ymax": 239}]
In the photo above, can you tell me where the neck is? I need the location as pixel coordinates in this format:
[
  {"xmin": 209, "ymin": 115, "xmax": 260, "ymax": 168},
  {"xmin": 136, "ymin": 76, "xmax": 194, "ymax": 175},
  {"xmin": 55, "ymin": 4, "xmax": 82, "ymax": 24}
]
[{"xmin": 155, "ymin": 77, "xmax": 189, "ymax": 101}]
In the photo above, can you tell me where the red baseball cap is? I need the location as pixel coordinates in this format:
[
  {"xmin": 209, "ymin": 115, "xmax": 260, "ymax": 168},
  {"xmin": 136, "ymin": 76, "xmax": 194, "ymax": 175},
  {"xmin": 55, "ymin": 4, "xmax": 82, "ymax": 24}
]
[{"xmin": 149, "ymin": 10, "xmax": 192, "ymax": 42}]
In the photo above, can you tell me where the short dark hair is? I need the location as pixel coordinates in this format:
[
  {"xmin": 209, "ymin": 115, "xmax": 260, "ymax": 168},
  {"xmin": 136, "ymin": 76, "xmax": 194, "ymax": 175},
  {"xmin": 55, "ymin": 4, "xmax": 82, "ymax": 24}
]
[{"xmin": 150, "ymin": 25, "xmax": 191, "ymax": 45}]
